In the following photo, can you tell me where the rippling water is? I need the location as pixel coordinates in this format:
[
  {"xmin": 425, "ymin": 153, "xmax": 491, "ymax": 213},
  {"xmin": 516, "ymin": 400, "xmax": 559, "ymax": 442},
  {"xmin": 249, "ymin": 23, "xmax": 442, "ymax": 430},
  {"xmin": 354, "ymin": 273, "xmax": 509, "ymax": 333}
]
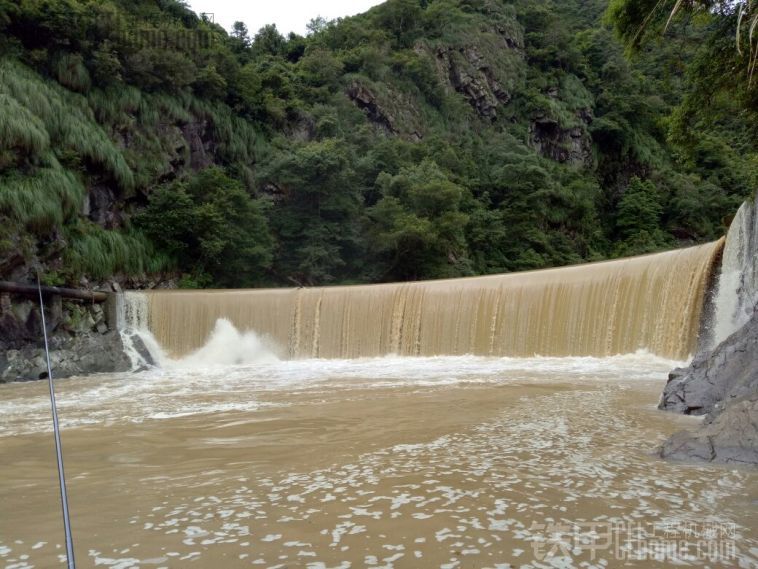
[{"xmin": 1, "ymin": 355, "xmax": 756, "ymax": 568}]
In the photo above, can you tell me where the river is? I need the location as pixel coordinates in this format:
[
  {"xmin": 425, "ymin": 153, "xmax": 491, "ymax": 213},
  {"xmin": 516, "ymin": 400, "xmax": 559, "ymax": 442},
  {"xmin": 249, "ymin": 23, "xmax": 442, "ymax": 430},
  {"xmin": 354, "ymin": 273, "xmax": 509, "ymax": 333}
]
[{"xmin": 1, "ymin": 354, "xmax": 756, "ymax": 568}]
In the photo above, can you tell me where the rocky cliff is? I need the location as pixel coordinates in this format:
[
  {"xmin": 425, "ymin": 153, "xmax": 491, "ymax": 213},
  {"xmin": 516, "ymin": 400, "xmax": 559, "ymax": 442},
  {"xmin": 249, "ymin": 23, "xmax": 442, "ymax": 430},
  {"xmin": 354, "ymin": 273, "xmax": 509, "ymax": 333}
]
[
  {"xmin": 0, "ymin": 291, "xmax": 132, "ymax": 382},
  {"xmin": 659, "ymin": 193, "xmax": 758, "ymax": 466}
]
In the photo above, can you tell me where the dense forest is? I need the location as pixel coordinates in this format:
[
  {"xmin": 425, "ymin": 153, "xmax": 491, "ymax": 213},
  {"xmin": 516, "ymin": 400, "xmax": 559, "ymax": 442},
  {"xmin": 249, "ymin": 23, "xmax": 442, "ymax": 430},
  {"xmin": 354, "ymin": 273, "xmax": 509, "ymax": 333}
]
[{"xmin": 0, "ymin": 0, "xmax": 754, "ymax": 288}]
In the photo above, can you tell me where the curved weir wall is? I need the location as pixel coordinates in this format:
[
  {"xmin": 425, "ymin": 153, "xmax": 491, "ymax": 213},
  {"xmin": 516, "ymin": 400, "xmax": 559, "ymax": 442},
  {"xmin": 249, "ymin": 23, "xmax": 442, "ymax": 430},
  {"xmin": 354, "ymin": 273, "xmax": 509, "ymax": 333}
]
[{"xmin": 122, "ymin": 242, "xmax": 723, "ymax": 361}]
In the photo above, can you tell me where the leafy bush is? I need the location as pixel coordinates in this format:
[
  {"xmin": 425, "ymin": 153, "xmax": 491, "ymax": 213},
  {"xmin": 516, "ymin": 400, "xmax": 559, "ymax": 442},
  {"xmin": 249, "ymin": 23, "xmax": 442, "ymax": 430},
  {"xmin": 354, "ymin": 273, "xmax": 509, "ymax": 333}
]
[{"xmin": 136, "ymin": 167, "xmax": 273, "ymax": 287}]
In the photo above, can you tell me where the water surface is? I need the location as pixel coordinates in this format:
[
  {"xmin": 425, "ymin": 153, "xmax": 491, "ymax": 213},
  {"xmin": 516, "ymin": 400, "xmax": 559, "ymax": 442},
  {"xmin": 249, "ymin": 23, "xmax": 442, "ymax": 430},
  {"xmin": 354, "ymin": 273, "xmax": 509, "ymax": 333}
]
[{"xmin": 1, "ymin": 355, "xmax": 755, "ymax": 568}]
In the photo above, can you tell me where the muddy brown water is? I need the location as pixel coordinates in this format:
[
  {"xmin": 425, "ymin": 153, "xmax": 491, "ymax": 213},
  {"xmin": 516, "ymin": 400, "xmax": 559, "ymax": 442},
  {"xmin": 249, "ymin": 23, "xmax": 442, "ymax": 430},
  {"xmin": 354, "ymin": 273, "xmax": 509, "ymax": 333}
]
[{"xmin": 0, "ymin": 355, "xmax": 755, "ymax": 568}]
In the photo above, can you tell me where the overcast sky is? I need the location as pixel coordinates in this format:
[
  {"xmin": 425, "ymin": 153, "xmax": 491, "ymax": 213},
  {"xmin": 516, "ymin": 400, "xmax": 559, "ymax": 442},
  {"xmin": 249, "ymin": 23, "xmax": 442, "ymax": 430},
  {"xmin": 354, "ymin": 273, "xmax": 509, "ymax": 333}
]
[{"xmin": 187, "ymin": 1, "xmax": 385, "ymax": 36}]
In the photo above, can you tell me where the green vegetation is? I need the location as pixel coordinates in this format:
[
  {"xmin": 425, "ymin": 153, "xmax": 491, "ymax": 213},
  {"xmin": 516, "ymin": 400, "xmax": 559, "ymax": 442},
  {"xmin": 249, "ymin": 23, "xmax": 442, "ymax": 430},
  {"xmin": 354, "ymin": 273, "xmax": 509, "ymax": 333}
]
[
  {"xmin": 0, "ymin": 0, "xmax": 754, "ymax": 287},
  {"xmin": 136, "ymin": 167, "xmax": 271, "ymax": 287}
]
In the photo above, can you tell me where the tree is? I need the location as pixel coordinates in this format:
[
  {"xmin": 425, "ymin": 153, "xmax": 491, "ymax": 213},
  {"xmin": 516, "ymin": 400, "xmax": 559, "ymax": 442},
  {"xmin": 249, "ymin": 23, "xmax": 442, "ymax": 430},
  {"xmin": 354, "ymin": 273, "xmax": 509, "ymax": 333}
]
[
  {"xmin": 260, "ymin": 139, "xmax": 364, "ymax": 285},
  {"xmin": 613, "ymin": 177, "xmax": 670, "ymax": 256},
  {"xmin": 376, "ymin": 0, "xmax": 423, "ymax": 48},
  {"xmin": 231, "ymin": 21, "xmax": 251, "ymax": 46},
  {"xmin": 252, "ymin": 24, "xmax": 286, "ymax": 57},
  {"xmin": 306, "ymin": 16, "xmax": 329, "ymax": 36},
  {"xmin": 606, "ymin": 0, "xmax": 757, "ymax": 136},
  {"xmin": 136, "ymin": 167, "xmax": 272, "ymax": 287},
  {"xmin": 369, "ymin": 160, "xmax": 471, "ymax": 280}
]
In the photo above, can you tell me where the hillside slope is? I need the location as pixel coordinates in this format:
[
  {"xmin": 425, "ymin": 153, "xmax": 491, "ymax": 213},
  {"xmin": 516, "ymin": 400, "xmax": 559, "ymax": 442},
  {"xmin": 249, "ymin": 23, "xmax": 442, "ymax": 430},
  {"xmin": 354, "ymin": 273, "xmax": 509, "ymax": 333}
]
[{"xmin": 0, "ymin": 0, "xmax": 753, "ymax": 288}]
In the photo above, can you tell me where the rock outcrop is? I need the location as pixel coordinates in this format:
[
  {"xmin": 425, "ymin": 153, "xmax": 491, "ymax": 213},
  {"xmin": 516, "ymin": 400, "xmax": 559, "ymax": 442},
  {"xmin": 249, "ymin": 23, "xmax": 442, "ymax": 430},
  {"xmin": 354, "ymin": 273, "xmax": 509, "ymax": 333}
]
[
  {"xmin": 659, "ymin": 193, "xmax": 758, "ymax": 466},
  {"xmin": 0, "ymin": 331, "xmax": 132, "ymax": 382},
  {"xmin": 347, "ymin": 82, "xmax": 399, "ymax": 135},
  {"xmin": 346, "ymin": 81, "xmax": 424, "ymax": 141},
  {"xmin": 0, "ymin": 293, "xmax": 132, "ymax": 382},
  {"xmin": 435, "ymin": 45, "xmax": 513, "ymax": 121},
  {"xmin": 660, "ymin": 394, "xmax": 758, "ymax": 465},
  {"xmin": 529, "ymin": 112, "xmax": 593, "ymax": 167},
  {"xmin": 661, "ymin": 310, "xmax": 758, "ymax": 416}
]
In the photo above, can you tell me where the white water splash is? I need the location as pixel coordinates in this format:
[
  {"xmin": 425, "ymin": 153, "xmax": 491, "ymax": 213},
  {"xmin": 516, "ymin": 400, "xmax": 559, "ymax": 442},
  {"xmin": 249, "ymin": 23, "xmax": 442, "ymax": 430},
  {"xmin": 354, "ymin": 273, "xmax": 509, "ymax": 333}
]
[
  {"xmin": 711, "ymin": 196, "xmax": 758, "ymax": 347},
  {"xmin": 116, "ymin": 292, "xmax": 166, "ymax": 369},
  {"xmin": 168, "ymin": 318, "xmax": 279, "ymax": 369},
  {"xmin": 116, "ymin": 292, "xmax": 278, "ymax": 369}
]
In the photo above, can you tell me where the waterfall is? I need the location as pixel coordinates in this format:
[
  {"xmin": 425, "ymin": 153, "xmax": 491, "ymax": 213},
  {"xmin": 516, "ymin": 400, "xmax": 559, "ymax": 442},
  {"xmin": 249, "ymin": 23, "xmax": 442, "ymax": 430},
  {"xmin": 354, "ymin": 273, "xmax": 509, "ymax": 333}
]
[
  {"xmin": 116, "ymin": 292, "xmax": 278, "ymax": 369},
  {"xmin": 116, "ymin": 291, "xmax": 166, "ymax": 369},
  {"xmin": 119, "ymin": 242, "xmax": 723, "ymax": 362},
  {"xmin": 711, "ymin": 198, "xmax": 758, "ymax": 347}
]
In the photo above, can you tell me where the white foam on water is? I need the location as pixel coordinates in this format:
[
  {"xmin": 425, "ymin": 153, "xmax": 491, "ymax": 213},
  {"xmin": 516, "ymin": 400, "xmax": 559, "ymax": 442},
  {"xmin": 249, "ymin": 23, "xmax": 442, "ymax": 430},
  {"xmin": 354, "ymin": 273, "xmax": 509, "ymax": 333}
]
[{"xmin": 0, "ymin": 350, "xmax": 682, "ymax": 438}]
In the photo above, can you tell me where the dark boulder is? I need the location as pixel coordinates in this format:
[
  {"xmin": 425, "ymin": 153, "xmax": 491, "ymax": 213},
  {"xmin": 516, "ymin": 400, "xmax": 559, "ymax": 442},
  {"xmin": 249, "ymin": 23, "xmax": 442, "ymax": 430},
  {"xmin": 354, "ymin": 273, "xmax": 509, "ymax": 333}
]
[
  {"xmin": 660, "ymin": 394, "xmax": 758, "ymax": 466},
  {"xmin": 660, "ymin": 310, "xmax": 758, "ymax": 416}
]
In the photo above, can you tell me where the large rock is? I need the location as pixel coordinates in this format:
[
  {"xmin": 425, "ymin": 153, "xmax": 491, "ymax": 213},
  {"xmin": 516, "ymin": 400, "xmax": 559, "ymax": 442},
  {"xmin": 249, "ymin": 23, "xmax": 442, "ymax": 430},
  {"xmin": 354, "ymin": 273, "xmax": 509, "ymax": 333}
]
[
  {"xmin": 658, "ymin": 311, "xmax": 758, "ymax": 465},
  {"xmin": 658, "ymin": 193, "xmax": 758, "ymax": 466},
  {"xmin": 660, "ymin": 310, "xmax": 758, "ymax": 415},
  {"xmin": 660, "ymin": 394, "xmax": 758, "ymax": 466},
  {"xmin": 0, "ymin": 295, "xmax": 135, "ymax": 382},
  {"xmin": 0, "ymin": 331, "xmax": 133, "ymax": 382}
]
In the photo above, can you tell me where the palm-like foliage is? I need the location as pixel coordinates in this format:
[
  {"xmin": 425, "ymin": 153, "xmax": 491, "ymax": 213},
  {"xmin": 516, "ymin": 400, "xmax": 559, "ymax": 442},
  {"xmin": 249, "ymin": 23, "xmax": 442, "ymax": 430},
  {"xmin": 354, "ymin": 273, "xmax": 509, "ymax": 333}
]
[
  {"xmin": 666, "ymin": 1, "xmax": 756, "ymax": 84},
  {"xmin": 623, "ymin": 1, "xmax": 757, "ymax": 84}
]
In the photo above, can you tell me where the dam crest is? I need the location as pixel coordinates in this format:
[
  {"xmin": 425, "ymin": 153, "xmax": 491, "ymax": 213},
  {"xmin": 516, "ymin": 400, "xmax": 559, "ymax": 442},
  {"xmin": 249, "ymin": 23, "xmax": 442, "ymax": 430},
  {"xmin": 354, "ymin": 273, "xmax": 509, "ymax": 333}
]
[{"xmin": 119, "ymin": 242, "xmax": 723, "ymax": 362}]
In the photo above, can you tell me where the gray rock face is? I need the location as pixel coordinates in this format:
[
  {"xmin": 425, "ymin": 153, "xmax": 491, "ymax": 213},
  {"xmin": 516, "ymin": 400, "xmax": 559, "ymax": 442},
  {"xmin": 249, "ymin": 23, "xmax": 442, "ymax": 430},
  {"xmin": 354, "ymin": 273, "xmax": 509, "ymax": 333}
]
[
  {"xmin": 660, "ymin": 394, "xmax": 758, "ymax": 466},
  {"xmin": 0, "ymin": 294, "xmax": 133, "ymax": 382},
  {"xmin": 0, "ymin": 331, "xmax": 132, "ymax": 382},
  {"xmin": 529, "ymin": 113, "xmax": 593, "ymax": 167},
  {"xmin": 347, "ymin": 82, "xmax": 398, "ymax": 135},
  {"xmin": 661, "ymin": 310, "xmax": 758, "ymax": 416},
  {"xmin": 437, "ymin": 45, "xmax": 512, "ymax": 121},
  {"xmin": 658, "ymin": 312, "xmax": 758, "ymax": 465},
  {"xmin": 659, "ymin": 193, "xmax": 758, "ymax": 466}
]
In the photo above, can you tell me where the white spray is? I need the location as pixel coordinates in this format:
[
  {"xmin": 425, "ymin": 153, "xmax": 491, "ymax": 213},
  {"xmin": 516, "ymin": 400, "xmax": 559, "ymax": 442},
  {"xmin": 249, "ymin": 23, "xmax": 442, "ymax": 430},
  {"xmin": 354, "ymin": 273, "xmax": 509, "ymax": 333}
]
[{"xmin": 116, "ymin": 291, "xmax": 279, "ymax": 370}]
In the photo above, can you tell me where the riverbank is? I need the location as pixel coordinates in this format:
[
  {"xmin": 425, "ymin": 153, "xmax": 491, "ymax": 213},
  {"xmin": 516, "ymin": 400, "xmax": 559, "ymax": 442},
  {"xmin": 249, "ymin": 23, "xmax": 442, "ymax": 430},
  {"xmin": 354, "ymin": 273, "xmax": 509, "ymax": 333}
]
[{"xmin": 0, "ymin": 292, "xmax": 131, "ymax": 382}]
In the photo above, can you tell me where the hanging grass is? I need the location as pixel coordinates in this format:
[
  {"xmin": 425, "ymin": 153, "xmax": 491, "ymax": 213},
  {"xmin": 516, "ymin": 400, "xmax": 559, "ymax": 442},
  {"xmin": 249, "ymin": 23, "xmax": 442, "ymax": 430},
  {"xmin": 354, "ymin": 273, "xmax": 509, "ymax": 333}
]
[
  {"xmin": 54, "ymin": 52, "xmax": 92, "ymax": 94},
  {"xmin": 142, "ymin": 92, "xmax": 193, "ymax": 125},
  {"xmin": 88, "ymin": 86, "xmax": 142, "ymax": 126},
  {"xmin": 0, "ymin": 59, "xmax": 135, "ymax": 192},
  {"xmin": 0, "ymin": 93, "xmax": 50, "ymax": 155},
  {"xmin": 189, "ymin": 97, "xmax": 265, "ymax": 165},
  {"xmin": 64, "ymin": 222, "xmax": 170, "ymax": 279},
  {"xmin": 0, "ymin": 160, "xmax": 85, "ymax": 233}
]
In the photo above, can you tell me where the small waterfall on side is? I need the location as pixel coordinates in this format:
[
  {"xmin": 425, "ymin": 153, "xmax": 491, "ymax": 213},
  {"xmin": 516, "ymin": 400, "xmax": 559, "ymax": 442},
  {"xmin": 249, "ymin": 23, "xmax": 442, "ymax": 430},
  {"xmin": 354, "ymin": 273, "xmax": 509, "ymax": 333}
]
[
  {"xmin": 125, "ymin": 242, "xmax": 723, "ymax": 362},
  {"xmin": 116, "ymin": 292, "xmax": 166, "ymax": 369},
  {"xmin": 116, "ymin": 292, "xmax": 279, "ymax": 369},
  {"xmin": 711, "ymin": 199, "xmax": 758, "ymax": 347}
]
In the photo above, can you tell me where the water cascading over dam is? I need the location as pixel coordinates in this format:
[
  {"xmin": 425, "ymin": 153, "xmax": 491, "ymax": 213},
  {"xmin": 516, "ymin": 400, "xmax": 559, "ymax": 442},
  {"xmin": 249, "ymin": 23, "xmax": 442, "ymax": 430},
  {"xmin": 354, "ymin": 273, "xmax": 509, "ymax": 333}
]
[{"xmin": 121, "ymin": 242, "xmax": 723, "ymax": 361}]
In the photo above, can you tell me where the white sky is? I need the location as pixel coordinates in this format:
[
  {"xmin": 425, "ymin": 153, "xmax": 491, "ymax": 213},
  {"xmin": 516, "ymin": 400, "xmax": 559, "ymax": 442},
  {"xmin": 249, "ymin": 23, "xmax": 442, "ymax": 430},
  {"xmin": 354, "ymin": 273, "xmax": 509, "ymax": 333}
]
[{"xmin": 187, "ymin": 0, "xmax": 385, "ymax": 36}]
